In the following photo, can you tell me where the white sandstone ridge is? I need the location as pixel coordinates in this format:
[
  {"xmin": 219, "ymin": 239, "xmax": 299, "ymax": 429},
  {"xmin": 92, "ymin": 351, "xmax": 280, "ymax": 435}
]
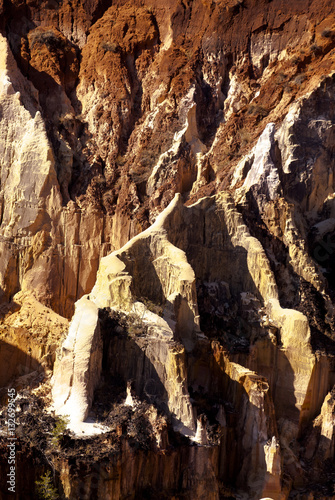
[
  {"xmin": 229, "ymin": 115, "xmax": 334, "ymax": 435},
  {"xmin": 162, "ymin": 190, "xmax": 322, "ymax": 438},
  {"xmin": 0, "ymin": 33, "xmax": 63, "ymax": 302},
  {"xmin": 53, "ymin": 187, "xmax": 319, "ymax": 442},
  {"xmin": 0, "ymin": 33, "xmax": 60, "ymax": 239},
  {"xmin": 225, "ymin": 182, "xmax": 316, "ymax": 433},
  {"xmin": 232, "ymin": 122, "xmax": 281, "ymax": 200},
  {"xmin": 51, "ymin": 296, "xmax": 105, "ymax": 435},
  {"xmin": 231, "ymin": 111, "xmax": 330, "ymax": 295},
  {"xmin": 52, "ymin": 194, "xmax": 200, "ymax": 434},
  {"xmin": 234, "ymin": 86, "xmax": 335, "ymax": 297},
  {"xmin": 52, "ymin": 118, "xmax": 331, "ymax": 440},
  {"xmin": 0, "ymin": 32, "xmax": 119, "ymax": 317}
]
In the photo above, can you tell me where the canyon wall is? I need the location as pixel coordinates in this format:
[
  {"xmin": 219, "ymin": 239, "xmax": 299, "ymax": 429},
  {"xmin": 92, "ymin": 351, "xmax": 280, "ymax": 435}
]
[{"xmin": 0, "ymin": 0, "xmax": 335, "ymax": 499}]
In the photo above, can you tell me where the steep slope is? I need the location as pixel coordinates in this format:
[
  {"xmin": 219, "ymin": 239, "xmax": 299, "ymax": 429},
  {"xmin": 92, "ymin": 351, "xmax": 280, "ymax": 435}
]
[
  {"xmin": 0, "ymin": 0, "xmax": 335, "ymax": 499},
  {"xmin": 0, "ymin": 0, "xmax": 334, "ymax": 316}
]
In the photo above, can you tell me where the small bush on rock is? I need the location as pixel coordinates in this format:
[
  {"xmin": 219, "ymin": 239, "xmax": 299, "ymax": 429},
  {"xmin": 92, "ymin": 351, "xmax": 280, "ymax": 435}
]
[
  {"xmin": 30, "ymin": 30, "xmax": 65, "ymax": 50},
  {"xmin": 35, "ymin": 471, "xmax": 59, "ymax": 500},
  {"xmin": 51, "ymin": 415, "xmax": 69, "ymax": 447},
  {"xmin": 101, "ymin": 41, "xmax": 118, "ymax": 53},
  {"xmin": 247, "ymin": 104, "xmax": 268, "ymax": 118}
]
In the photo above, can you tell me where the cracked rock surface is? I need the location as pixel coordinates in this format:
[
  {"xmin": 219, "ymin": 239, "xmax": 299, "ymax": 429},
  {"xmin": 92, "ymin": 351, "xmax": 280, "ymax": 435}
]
[{"xmin": 1, "ymin": 0, "xmax": 335, "ymax": 499}]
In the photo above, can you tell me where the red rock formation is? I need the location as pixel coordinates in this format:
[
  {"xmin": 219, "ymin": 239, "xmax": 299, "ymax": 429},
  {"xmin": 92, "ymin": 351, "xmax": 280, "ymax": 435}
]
[{"xmin": 0, "ymin": 1, "xmax": 335, "ymax": 499}]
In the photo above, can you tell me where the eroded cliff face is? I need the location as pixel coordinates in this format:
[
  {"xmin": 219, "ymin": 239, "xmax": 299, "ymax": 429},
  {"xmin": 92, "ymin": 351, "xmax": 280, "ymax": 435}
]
[{"xmin": 1, "ymin": 0, "xmax": 335, "ymax": 499}]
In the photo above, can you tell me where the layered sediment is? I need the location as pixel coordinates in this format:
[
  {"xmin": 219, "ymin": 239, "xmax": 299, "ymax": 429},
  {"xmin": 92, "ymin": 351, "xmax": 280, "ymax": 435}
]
[{"xmin": 0, "ymin": 0, "xmax": 335, "ymax": 499}]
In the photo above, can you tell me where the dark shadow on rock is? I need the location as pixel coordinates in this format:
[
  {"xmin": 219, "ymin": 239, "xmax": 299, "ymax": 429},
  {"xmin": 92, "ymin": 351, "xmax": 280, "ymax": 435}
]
[
  {"xmin": 118, "ymin": 237, "xmax": 199, "ymax": 351},
  {"xmin": 278, "ymin": 74, "xmax": 335, "ymax": 212},
  {"xmin": 25, "ymin": 65, "xmax": 85, "ymax": 202},
  {"xmin": 164, "ymin": 197, "xmax": 266, "ymax": 355},
  {"xmin": 227, "ymin": 189, "xmax": 335, "ymax": 438},
  {"xmin": 173, "ymin": 293, "xmax": 198, "ymax": 351},
  {"xmin": 298, "ymin": 355, "xmax": 335, "ymax": 436},
  {"xmin": 0, "ymin": 244, "xmax": 21, "ymax": 306},
  {"xmin": 99, "ymin": 309, "xmax": 169, "ymax": 415},
  {"xmin": 0, "ymin": 294, "xmax": 20, "ymax": 321},
  {"xmin": 162, "ymin": 192, "xmax": 300, "ymax": 443},
  {"xmin": 165, "ymin": 196, "xmax": 264, "ymax": 301},
  {"xmin": 118, "ymin": 237, "xmax": 165, "ymax": 306},
  {"xmin": 261, "ymin": 342, "xmax": 300, "ymax": 424},
  {"xmin": 0, "ymin": 339, "xmax": 44, "ymax": 396},
  {"xmin": 243, "ymin": 188, "xmax": 300, "ymax": 308},
  {"xmin": 196, "ymin": 277, "xmax": 256, "ymax": 354},
  {"xmin": 243, "ymin": 189, "xmax": 335, "ymax": 350},
  {"xmin": 187, "ymin": 340, "xmax": 278, "ymax": 496}
]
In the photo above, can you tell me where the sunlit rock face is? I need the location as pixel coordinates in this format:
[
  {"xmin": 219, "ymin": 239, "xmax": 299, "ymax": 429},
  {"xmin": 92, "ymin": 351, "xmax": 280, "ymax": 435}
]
[
  {"xmin": 1, "ymin": 0, "xmax": 335, "ymax": 499},
  {"xmin": 52, "ymin": 295, "xmax": 102, "ymax": 427}
]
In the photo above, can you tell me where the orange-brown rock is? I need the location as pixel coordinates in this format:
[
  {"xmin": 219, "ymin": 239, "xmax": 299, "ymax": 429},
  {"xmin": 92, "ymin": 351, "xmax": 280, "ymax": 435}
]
[{"xmin": 0, "ymin": 0, "xmax": 335, "ymax": 499}]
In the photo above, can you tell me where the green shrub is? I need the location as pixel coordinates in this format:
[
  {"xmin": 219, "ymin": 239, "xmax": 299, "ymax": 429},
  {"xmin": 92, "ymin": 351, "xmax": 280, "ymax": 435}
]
[
  {"xmin": 51, "ymin": 415, "xmax": 69, "ymax": 447},
  {"xmin": 126, "ymin": 298, "xmax": 164, "ymax": 337},
  {"xmin": 141, "ymin": 297, "xmax": 164, "ymax": 317},
  {"xmin": 35, "ymin": 471, "xmax": 59, "ymax": 500}
]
